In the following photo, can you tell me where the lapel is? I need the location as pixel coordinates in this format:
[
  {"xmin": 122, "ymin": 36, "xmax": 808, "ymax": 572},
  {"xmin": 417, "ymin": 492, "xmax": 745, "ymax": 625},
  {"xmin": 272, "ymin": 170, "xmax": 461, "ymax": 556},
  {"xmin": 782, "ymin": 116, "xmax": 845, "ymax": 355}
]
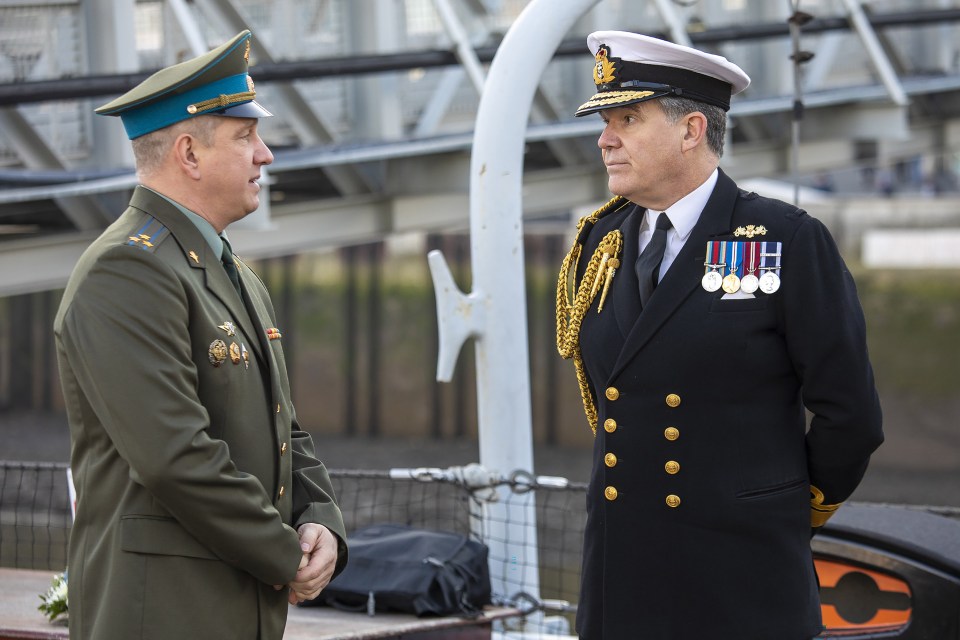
[
  {"xmin": 611, "ymin": 205, "xmax": 644, "ymax": 339},
  {"xmin": 237, "ymin": 268, "xmax": 280, "ymax": 398},
  {"xmin": 128, "ymin": 187, "xmax": 267, "ymax": 364},
  {"xmin": 609, "ymin": 170, "xmax": 741, "ymax": 380}
]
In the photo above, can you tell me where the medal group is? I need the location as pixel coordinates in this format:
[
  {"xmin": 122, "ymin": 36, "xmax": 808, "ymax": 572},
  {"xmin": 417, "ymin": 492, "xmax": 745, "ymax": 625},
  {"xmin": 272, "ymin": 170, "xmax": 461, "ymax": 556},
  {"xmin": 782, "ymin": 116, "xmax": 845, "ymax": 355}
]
[{"xmin": 702, "ymin": 240, "xmax": 782, "ymax": 295}]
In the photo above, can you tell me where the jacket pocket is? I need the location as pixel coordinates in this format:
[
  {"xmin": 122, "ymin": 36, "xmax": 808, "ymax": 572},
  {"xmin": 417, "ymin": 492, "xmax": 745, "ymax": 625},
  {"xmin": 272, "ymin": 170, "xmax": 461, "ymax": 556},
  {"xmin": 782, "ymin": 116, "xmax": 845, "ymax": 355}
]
[
  {"xmin": 709, "ymin": 295, "xmax": 770, "ymax": 313},
  {"xmin": 735, "ymin": 477, "xmax": 806, "ymax": 501},
  {"xmin": 120, "ymin": 515, "xmax": 218, "ymax": 560}
]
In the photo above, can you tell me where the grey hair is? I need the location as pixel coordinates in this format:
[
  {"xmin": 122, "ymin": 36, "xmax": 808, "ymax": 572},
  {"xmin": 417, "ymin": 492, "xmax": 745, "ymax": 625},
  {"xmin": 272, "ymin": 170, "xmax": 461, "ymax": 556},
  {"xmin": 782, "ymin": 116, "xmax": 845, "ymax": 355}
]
[
  {"xmin": 131, "ymin": 115, "xmax": 220, "ymax": 179},
  {"xmin": 656, "ymin": 96, "xmax": 727, "ymax": 157}
]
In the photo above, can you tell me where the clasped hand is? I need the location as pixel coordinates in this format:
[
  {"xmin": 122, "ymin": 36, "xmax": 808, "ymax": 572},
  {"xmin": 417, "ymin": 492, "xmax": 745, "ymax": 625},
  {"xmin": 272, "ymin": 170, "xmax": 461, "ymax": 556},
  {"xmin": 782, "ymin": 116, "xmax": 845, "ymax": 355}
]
[{"xmin": 275, "ymin": 523, "xmax": 338, "ymax": 605}]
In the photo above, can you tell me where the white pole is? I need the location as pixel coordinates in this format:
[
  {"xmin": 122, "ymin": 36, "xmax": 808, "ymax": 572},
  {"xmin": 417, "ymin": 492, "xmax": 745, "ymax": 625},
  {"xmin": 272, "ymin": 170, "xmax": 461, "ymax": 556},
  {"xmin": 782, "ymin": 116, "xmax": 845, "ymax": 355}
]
[{"xmin": 428, "ymin": 0, "xmax": 600, "ymax": 622}]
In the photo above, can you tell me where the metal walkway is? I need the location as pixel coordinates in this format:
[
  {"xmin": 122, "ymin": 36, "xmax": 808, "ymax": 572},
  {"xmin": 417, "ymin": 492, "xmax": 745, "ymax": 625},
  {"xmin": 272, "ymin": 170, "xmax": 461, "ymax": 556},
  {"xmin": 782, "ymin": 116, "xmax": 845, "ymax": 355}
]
[{"xmin": 1, "ymin": 0, "xmax": 960, "ymax": 296}]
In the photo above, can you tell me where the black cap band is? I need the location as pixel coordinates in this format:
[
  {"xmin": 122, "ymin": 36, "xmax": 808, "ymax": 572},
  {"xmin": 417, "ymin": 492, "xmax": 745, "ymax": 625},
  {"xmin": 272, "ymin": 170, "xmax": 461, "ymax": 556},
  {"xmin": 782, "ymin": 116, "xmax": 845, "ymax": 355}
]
[{"xmin": 607, "ymin": 61, "xmax": 733, "ymax": 110}]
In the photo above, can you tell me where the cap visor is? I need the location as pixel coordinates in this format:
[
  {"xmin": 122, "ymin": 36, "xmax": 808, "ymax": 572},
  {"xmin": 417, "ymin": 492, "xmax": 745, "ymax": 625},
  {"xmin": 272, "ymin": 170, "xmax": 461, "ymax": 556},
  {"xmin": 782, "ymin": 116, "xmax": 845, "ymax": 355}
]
[
  {"xmin": 575, "ymin": 89, "xmax": 661, "ymax": 117},
  {"xmin": 219, "ymin": 100, "xmax": 272, "ymax": 119}
]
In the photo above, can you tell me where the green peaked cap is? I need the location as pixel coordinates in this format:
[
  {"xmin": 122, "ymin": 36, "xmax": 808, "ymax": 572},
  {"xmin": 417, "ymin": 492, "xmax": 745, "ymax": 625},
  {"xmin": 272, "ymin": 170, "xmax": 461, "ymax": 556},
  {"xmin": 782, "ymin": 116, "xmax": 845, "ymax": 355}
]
[{"xmin": 96, "ymin": 30, "xmax": 271, "ymax": 139}]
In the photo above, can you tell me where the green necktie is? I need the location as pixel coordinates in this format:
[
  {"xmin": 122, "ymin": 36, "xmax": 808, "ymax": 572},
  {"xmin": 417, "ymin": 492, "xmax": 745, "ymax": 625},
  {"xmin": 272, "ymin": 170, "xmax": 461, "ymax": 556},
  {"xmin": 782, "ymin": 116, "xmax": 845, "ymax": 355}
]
[{"xmin": 220, "ymin": 237, "xmax": 242, "ymax": 296}]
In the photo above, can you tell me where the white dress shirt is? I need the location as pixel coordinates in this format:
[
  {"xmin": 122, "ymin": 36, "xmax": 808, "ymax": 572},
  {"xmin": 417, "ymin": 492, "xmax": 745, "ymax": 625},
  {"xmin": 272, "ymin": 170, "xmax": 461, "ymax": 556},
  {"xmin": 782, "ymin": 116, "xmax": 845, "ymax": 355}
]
[{"xmin": 637, "ymin": 168, "xmax": 719, "ymax": 282}]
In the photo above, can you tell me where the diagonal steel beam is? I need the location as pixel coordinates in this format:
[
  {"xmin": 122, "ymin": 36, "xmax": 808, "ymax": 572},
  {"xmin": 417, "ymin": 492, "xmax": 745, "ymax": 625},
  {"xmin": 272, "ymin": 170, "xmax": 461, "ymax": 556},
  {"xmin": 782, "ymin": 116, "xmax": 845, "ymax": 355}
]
[
  {"xmin": 840, "ymin": 0, "xmax": 909, "ymax": 107},
  {"xmin": 0, "ymin": 108, "xmax": 111, "ymax": 231},
  {"xmin": 196, "ymin": 0, "xmax": 375, "ymax": 195},
  {"xmin": 422, "ymin": 0, "xmax": 588, "ymax": 164}
]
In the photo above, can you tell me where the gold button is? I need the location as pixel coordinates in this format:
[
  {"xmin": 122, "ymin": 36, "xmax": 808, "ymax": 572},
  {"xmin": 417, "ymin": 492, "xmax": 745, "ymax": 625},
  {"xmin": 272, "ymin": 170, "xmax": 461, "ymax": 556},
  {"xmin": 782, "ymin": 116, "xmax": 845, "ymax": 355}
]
[
  {"xmin": 665, "ymin": 460, "xmax": 680, "ymax": 474},
  {"xmin": 276, "ymin": 403, "xmax": 281, "ymax": 413},
  {"xmin": 604, "ymin": 486, "xmax": 618, "ymax": 501},
  {"xmin": 280, "ymin": 442, "xmax": 288, "ymax": 455},
  {"xmin": 664, "ymin": 427, "xmax": 679, "ymax": 441},
  {"xmin": 605, "ymin": 387, "xmax": 620, "ymax": 401},
  {"xmin": 604, "ymin": 418, "xmax": 617, "ymax": 433},
  {"xmin": 665, "ymin": 393, "xmax": 681, "ymax": 408},
  {"xmin": 666, "ymin": 494, "xmax": 681, "ymax": 508},
  {"xmin": 604, "ymin": 453, "xmax": 617, "ymax": 468},
  {"xmin": 278, "ymin": 485, "xmax": 285, "ymax": 498}
]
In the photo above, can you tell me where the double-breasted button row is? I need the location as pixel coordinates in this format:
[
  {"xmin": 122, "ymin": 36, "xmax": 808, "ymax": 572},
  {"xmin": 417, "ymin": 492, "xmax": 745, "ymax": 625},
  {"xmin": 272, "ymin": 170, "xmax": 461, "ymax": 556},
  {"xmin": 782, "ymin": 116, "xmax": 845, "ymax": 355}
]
[
  {"xmin": 601, "ymin": 388, "xmax": 619, "ymax": 500},
  {"xmin": 664, "ymin": 394, "xmax": 681, "ymax": 505}
]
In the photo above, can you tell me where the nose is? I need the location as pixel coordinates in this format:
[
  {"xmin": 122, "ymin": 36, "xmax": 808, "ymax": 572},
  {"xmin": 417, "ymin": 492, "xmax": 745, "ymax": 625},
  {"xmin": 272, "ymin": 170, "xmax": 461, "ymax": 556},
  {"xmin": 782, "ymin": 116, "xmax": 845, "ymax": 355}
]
[
  {"xmin": 597, "ymin": 123, "xmax": 618, "ymax": 150},
  {"xmin": 255, "ymin": 135, "xmax": 274, "ymax": 166}
]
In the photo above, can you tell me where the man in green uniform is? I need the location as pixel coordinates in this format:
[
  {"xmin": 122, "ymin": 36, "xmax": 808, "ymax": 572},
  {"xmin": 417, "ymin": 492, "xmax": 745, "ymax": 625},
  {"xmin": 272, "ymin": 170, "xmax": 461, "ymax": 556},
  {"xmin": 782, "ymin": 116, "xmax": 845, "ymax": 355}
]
[{"xmin": 54, "ymin": 30, "xmax": 346, "ymax": 640}]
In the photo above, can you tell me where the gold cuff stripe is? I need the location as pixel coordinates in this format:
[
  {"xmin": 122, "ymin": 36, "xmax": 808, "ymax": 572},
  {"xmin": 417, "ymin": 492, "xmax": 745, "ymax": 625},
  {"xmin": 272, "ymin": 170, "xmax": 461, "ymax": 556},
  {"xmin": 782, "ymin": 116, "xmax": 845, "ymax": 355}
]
[
  {"xmin": 576, "ymin": 90, "xmax": 656, "ymax": 113},
  {"xmin": 810, "ymin": 484, "xmax": 843, "ymax": 527},
  {"xmin": 187, "ymin": 91, "xmax": 257, "ymax": 114}
]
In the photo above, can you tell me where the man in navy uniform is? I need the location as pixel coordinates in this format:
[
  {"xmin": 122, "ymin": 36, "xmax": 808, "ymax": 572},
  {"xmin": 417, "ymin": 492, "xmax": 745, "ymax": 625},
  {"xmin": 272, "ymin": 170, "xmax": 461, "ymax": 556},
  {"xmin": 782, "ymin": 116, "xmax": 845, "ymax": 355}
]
[
  {"xmin": 556, "ymin": 31, "xmax": 883, "ymax": 639},
  {"xmin": 55, "ymin": 31, "xmax": 346, "ymax": 640}
]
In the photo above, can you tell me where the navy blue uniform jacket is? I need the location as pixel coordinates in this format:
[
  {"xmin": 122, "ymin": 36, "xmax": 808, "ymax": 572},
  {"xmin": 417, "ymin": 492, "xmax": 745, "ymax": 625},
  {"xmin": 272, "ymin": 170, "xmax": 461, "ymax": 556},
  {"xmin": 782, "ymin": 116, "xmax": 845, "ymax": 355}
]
[{"xmin": 573, "ymin": 171, "xmax": 883, "ymax": 639}]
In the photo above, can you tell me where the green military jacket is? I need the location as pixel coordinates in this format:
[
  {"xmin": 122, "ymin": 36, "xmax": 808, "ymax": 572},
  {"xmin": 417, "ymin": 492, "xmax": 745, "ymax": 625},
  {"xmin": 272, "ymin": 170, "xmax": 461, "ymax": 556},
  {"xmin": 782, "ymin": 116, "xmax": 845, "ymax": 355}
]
[{"xmin": 55, "ymin": 186, "xmax": 347, "ymax": 640}]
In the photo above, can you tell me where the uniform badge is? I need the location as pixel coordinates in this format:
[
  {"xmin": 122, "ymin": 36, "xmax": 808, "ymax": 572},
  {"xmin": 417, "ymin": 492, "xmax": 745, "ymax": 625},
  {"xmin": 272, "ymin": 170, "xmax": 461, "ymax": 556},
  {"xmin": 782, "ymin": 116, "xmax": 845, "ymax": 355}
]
[
  {"xmin": 218, "ymin": 321, "xmax": 236, "ymax": 336},
  {"xmin": 189, "ymin": 251, "xmax": 200, "ymax": 264},
  {"xmin": 734, "ymin": 224, "xmax": 768, "ymax": 238},
  {"xmin": 125, "ymin": 220, "xmax": 169, "ymax": 251},
  {"xmin": 266, "ymin": 328, "xmax": 282, "ymax": 341},
  {"xmin": 229, "ymin": 342, "xmax": 241, "ymax": 365},
  {"xmin": 593, "ymin": 45, "xmax": 618, "ymax": 85},
  {"xmin": 241, "ymin": 344, "xmax": 250, "ymax": 369},
  {"xmin": 704, "ymin": 240, "xmax": 782, "ymax": 294},
  {"xmin": 758, "ymin": 241, "xmax": 782, "ymax": 293},
  {"xmin": 208, "ymin": 339, "xmax": 228, "ymax": 367},
  {"xmin": 721, "ymin": 241, "xmax": 741, "ymax": 293}
]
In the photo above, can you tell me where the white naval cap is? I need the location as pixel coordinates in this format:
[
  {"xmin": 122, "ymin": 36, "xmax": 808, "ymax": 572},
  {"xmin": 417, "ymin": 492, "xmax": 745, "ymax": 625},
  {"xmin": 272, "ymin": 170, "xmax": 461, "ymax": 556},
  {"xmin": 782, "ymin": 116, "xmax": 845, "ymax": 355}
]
[{"xmin": 576, "ymin": 30, "xmax": 751, "ymax": 117}]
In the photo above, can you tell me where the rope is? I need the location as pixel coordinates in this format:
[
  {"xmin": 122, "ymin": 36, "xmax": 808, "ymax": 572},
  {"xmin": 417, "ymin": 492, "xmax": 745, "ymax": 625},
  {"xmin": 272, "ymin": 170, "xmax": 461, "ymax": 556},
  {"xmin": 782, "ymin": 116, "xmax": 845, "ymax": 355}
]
[{"xmin": 555, "ymin": 196, "xmax": 629, "ymax": 434}]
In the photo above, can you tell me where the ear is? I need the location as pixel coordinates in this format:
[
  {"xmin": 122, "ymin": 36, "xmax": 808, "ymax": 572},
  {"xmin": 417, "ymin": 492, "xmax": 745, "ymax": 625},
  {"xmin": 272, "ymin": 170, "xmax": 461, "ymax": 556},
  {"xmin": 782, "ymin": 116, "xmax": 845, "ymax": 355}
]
[
  {"xmin": 172, "ymin": 132, "xmax": 202, "ymax": 180},
  {"xmin": 680, "ymin": 111, "xmax": 708, "ymax": 152}
]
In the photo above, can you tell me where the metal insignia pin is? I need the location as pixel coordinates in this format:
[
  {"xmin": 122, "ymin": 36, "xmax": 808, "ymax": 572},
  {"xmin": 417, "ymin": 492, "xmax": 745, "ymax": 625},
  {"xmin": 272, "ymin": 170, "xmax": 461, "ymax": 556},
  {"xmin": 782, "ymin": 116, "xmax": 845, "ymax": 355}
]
[
  {"xmin": 734, "ymin": 224, "xmax": 768, "ymax": 239},
  {"xmin": 241, "ymin": 344, "xmax": 249, "ymax": 369},
  {"xmin": 189, "ymin": 251, "xmax": 200, "ymax": 264},
  {"xmin": 208, "ymin": 339, "xmax": 228, "ymax": 367},
  {"xmin": 229, "ymin": 342, "xmax": 241, "ymax": 365},
  {"xmin": 218, "ymin": 321, "xmax": 236, "ymax": 336}
]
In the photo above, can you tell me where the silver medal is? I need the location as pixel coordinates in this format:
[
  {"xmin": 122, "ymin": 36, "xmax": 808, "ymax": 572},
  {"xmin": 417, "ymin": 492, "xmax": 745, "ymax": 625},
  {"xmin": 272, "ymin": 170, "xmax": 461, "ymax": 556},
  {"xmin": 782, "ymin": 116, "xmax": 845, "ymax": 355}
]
[
  {"xmin": 702, "ymin": 270, "xmax": 722, "ymax": 292},
  {"xmin": 740, "ymin": 274, "xmax": 759, "ymax": 294},
  {"xmin": 759, "ymin": 271, "xmax": 781, "ymax": 294}
]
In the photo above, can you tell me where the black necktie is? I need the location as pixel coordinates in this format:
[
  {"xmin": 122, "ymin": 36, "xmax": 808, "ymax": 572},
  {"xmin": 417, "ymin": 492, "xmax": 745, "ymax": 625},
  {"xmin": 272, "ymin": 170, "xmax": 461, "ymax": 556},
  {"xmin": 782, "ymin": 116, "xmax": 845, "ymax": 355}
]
[
  {"xmin": 635, "ymin": 212, "xmax": 672, "ymax": 307},
  {"xmin": 220, "ymin": 237, "xmax": 242, "ymax": 296}
]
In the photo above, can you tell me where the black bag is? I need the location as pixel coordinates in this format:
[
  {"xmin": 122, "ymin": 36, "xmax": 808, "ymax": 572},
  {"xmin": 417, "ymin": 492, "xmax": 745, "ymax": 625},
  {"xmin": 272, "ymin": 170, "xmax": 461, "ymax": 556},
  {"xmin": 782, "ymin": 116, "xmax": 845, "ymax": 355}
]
[{"xmin": 309, "ymin": 523, "xmax": 492, "ymax": 617}]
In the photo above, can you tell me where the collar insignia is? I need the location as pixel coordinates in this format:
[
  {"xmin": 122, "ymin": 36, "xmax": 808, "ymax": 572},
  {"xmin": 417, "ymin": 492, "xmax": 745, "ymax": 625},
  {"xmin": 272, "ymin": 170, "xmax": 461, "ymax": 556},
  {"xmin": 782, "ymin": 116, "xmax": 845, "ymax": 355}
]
[{"xmin": 188, "ymin": 250, "xmax": 200, "ymax": 264}]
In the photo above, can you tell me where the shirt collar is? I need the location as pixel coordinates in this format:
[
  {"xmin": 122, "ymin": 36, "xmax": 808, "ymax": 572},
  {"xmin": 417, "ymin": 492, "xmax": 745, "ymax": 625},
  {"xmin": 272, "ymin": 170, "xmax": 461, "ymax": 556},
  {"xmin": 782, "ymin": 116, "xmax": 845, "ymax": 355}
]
[
  {"xmin": 142, "ymin": 187, "xmax": 225, "ymax": 259},
  {"xmin": 644, "ymin": 168, "xmax": 718, "ymax": 241}
]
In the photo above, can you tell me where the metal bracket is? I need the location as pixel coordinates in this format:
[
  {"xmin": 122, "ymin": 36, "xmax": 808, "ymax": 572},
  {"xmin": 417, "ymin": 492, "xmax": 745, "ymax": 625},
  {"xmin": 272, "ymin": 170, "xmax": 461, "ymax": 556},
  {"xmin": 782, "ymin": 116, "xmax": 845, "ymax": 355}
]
[{"xmin": 427, "ymin": 249, "xmax": 486, "ymax": 382}]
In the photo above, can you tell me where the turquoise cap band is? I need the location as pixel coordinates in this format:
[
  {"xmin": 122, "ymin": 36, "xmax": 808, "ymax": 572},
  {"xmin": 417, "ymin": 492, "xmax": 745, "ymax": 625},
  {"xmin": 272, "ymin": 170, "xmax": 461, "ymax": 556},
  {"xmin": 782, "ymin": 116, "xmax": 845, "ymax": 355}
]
[{"xmin": 120, "ymin": 73, "xmax": 250, "ymax": 139}]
